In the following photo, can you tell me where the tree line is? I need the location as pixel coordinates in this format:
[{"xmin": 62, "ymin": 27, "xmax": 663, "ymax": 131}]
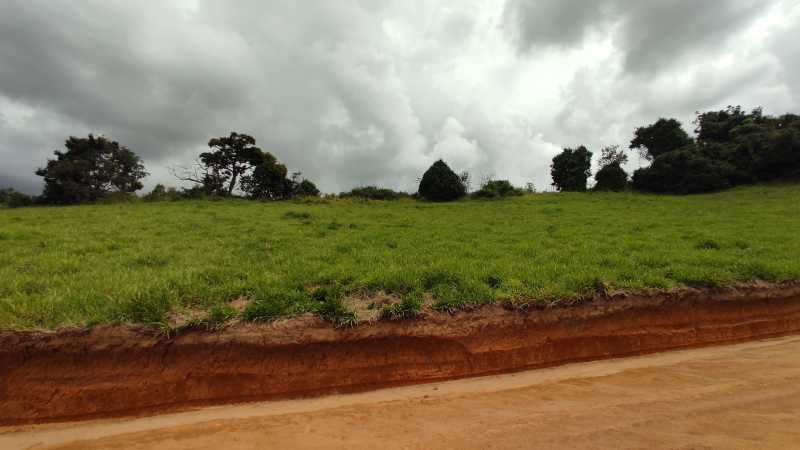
[
  {"xmin": 1, "ymin": 105, "xmax": 798, "ymax": 208},
  {"xmin": 549, "ymin": 106, "xmax": 800, "ymax": 194}
]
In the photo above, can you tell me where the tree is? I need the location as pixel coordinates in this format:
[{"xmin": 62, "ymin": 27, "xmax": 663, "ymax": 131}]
[
  {"xmin": 35, "ymin": 135, "xmax": 147, "ymax": 204},
  {"xmin": 202, "ymin": 132, "xmax": 263, "ymax": 195},
  {"xmin": 295, "ymin": 179, "xmax": 320, "ymax": 197},
  {"xmin": 593, "ymin": 145, "xmax": 629, "ymax": 192},
  {"xmin": 551, "ymin": 146, "xmax": 592, "ymax": 192},
  {"xmin": 630, "ymin": 118, "xmax": 692, "ymax": 160},
  {"xmin": 632, "ymin": 146, "xmax": 733, "ymax": 194},
  {"xmin": 418, "ymin": 159, "xmax": 466, "ymax": 201},
  {"xmin": 240, "ymin": 150, "xmax": 290, "ymax": 199}
]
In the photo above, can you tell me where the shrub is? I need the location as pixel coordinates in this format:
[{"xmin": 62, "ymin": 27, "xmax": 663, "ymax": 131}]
[
  {"xmin": 418, "ymin": 159, "xmax": 466, "ymax": 202},
  {"xmin": 340, "ymin": 186, "xmax": 409, "ymax": 201},
  {"xmin": 472, "ymin": 180, "xmax": 524, "ymax": 199},
  {"xmin": 1, "ymin": 188, "xmax": 34, "ymax": 208},
  {"xmin": 143, "ymin": 184, "xmax": 182, "ymax": 202}
]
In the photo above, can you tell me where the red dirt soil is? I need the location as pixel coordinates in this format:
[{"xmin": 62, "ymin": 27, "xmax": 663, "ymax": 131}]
[{"xmin": 2, "ymin": 283, "xmax": 800, "ymax": 425}]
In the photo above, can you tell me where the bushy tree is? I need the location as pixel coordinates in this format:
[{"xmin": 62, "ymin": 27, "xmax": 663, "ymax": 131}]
[
  {"xmin": 35, "ymin": 135, "xmax": 147, "ymax": 204},
  {"xmin": 551, "ymin": 146, "xmax": 592, "ymax": 192},
  {"xmin": 630, "ymin": 118, "xmax": 692, "ymax": 160},
  {"xmin": 472, "ymin": 180, "xmax": 524, "ymax": 198},
  {"xmin": 294, "ymin": 178, "xmax": 320, "ymax": 197},
  {"xmin": 694, "ymin": 106, "xmax": 752, "ymax": 144},
  {"xmin": 202, "ymin": 132, "xmax": 262, "ymax": 195},
  {"xmin": 240, "ymin": 151, "xmax": 290, "ymax": 199},
  {"xmin": 632, "ymin": 147, "xmax": 733, "ymax": 194},
  {"xmin": 593, "ymin": 145, "xmax": 629, "ymax": 191},
  {"xmin": 418, "ymin": 159, "xmax": 466, "ymax": 201}
]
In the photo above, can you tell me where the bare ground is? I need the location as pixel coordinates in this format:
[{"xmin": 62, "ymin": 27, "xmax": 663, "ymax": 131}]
[
  {"xmin": 3, "ymin": 335, "xmax": 799, "ymax": 449},
  {"xmin": 3, "ymin": 284, "xmax": 800, "ymax": 425}
]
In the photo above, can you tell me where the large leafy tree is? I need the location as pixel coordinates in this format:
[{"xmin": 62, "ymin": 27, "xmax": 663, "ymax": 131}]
[
  {"xmin": 551, "ymin": 146, "xmax": 592, "ymax": 192},
  {"xmin": 240, "ymin": 151, "xmax": 291, "ymax": 199},
  {"xmin": 201, "ymin": 132, "xmax": 263, "ymax": 195},
  {"xmin": 35, "ymin": 135, "xmax": 147, "ymax": 204},
  {"xmin": 629, "ymin": 118, "xmax": 692, "ymax": 160},
  {"xmin": 418, "ymin": 159, "xmax": 466, "ymax": 201}
]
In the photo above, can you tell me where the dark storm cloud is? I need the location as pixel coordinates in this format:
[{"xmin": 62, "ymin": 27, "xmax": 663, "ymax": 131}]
[
  {"xmin": 1, "ymin": 0, "xmax": 798, "ymax": 195},
  {"xmin": 502, "ymin": 0, "xmax": 606, "ymax": 49},
  {"xmin": 504, "ymin": 0, "xmax": 768, "ymax": 73}
]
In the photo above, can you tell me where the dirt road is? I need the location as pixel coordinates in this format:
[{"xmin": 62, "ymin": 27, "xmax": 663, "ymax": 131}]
[{"xmin": 3, "ymin": 335, "xmax": 800, "ymax": 449}]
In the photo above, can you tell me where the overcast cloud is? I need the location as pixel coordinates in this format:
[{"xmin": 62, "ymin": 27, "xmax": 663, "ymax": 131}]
[{"xmin": 1, "ymin": 0, "xmax": 799, "ymax": 194}]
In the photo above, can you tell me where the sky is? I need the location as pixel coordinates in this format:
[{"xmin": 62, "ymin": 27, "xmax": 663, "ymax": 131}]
[{"xmin": 1, "ymin": 0, "xmax": 799, "ymax": 195}]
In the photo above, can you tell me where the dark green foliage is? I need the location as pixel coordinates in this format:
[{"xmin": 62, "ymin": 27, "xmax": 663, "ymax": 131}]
[
  {"xmin": 694, "ymin": 105, "xmax": 751, "ymax": 144},
  {"xmin": 339, "ymin": 186, "xmax": 409, "ymax": 200},
  {"xmin": 551, "ymin": 146, "xmax": 592, "ymax": 192},
  {"xmin": 178, "ymin": 132, "xmax": 320, "ymax": 200},
  {"xmin": 35, "ymin": 135, "xmax": 147, "ymax": 204},
  {"xmin": 631, "ymin": 107, "xmax": 800, "ymax": 194},
  {"xmin": 630, "ymin": 118, "xmax": 692, "ymax": 160},
  {"xmin": 593, "ymin": 145, "xmax": 629, "ymax": 192},
  {"xmin": 143, "ymin": 184, "xmax": 182, "ymax": 202},
  {"xmin": 594, "ymin": 165, "xmax": 629, "ymax": 191},
  {"xmin": 201, "ymin": 132, "xmax": 262, "ymax": 196},
  {"xmin": 472, "ymin": 180, "xmax": 524, "ymax": 198},
  {"xmin": 0, "ymin": 188, "xmax": 34, "ymax": 208},
  {"xmin": 632, "ymin": 147, "xmax": 733, "ymax": 194},
  {"xmin": 695, "ymin": 107, "xmax": 800, "ymax": 182},
  {"xmin": 418, "ymin": 159, "xmax": 466, "ymax": 201},
  {"xmin": 295, "ymin": 179, "xmax": 320, "ymax": 197},
  {"xmin": 240, "ymin": 150, "xmax": 291, "ymax": 199}
]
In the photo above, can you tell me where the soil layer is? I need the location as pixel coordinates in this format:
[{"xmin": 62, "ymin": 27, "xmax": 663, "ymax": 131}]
[{"xmin": 2, "ymin": 284, "xmax": 800, "ymax": 425}]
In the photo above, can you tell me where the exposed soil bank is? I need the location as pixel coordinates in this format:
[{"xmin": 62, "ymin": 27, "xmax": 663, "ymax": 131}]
[{"xmin": 2, "ymin": 284, "xmax": 800, "ymax": 425}]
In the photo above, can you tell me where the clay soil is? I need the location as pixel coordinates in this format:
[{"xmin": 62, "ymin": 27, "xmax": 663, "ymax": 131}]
[
  {"xmin": 3, "ymin": 335, "xmax": 800, "ymax": 449},
  {"xmin": 2, "ymin": 283, "xmax": 800, "ymax": 427}
]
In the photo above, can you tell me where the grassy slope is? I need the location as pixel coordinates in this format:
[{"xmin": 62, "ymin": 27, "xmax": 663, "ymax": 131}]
[{"xmin": 1, "ymin": 184, "xmax": 799, "ymax": 330}]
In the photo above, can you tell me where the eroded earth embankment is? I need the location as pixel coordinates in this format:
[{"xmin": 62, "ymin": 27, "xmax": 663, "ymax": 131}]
[{"xmin": 2, "ymin": 284, "xmax": 800, "ymax": 425}]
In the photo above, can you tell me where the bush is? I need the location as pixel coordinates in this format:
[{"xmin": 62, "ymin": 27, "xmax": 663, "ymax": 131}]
[
  {"xmin": 295, "ymin": 179, "xmax": 320, "ymax": 197},
  {"xmin": 593, "ymin": 164, "xmax": 629, "ymax": 191},
  {"xmin": 340, "ymin": 186, "xmax": 409, "ymax": 201},
  {"xmin": 143, "ymin": 184, "xmax": 182, "ymax": 202},
  {"xmin": 418, "ymin": 159, "xmax": 466, "ymax": 201},
  {"xmin": 0, "ymin": 188, "xmax": 34, "ymax": 208},
  {"xmin": 472, "ymin": 180, "xmax": 524, "ymax": 198},
  {"xmin": 632, "ymin": 147, "xmax": 734, "ymax": 194}
]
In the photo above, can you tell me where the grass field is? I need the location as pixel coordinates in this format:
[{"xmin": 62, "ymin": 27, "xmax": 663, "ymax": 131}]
[{"xmin": 1, "ymin": 183, "xmax": 799, "ymax": 330}]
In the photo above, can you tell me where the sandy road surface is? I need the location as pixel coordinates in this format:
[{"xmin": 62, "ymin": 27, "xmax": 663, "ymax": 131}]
[{"xmin": 3, "ymin": 335, "xmax": 800, "ymax": 450}]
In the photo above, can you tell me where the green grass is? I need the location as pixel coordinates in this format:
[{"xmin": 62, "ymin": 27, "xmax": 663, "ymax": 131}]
[{"xmin": 1, "ymin": 184, "xmax": 799, "ymax": 330}]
